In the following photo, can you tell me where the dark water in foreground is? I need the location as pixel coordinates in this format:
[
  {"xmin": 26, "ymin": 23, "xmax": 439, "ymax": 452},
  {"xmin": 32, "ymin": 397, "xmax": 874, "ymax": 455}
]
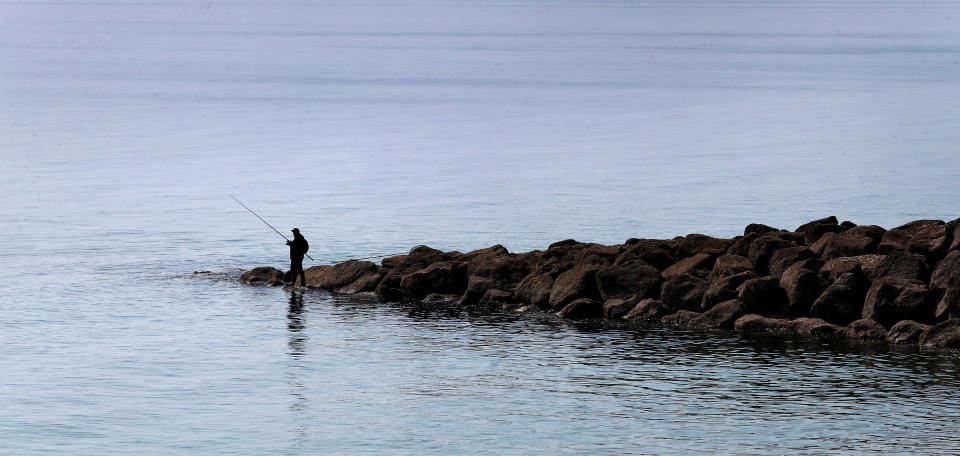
[
  {"xmin": 3, "ymin": 0, "xmax": 960, "ymax": 453},
  {"xmin": 5, "ymin": 272, "xmax": 959, "ymax": 455}
]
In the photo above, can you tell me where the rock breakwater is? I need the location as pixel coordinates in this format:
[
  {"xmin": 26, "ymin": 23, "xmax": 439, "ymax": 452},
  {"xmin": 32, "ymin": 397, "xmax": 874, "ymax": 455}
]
[{"xmin": 240, "ymin": 216, "xmax": 960, "ymax": 349}]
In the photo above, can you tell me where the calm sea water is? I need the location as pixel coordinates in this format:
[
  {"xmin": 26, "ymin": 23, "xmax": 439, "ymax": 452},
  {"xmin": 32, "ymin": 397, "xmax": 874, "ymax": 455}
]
[{"xmin": 2, "ymin": 0, "xmax": 959, "ymax": 454}]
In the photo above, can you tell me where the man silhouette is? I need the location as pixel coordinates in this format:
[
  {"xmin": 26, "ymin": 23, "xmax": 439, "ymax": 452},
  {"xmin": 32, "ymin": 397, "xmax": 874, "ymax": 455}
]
[{"xmin": 286, "ymin": 228, "xmax": 309, "ymax": 286}]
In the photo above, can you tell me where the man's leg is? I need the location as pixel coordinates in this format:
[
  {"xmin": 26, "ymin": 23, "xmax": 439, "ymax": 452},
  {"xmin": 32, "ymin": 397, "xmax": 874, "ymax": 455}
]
[{"xmin": 296, "ymin": 261, "xmax": 306, "ymax": 286}]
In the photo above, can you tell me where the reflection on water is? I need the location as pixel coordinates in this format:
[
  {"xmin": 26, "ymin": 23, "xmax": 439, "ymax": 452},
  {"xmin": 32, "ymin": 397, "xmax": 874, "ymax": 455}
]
[{"xmin": 286, "ymin": 290, "xmax": 310, "ymax": 448}]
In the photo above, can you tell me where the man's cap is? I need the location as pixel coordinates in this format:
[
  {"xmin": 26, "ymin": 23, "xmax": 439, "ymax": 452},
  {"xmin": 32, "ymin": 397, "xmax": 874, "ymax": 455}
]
[{"xmin": 292, "ymin": 228, "xmax": 300, "ymax": 233}]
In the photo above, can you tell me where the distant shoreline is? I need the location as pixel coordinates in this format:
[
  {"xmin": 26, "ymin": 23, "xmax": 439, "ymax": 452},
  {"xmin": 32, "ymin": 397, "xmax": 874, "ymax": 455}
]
[{"xmin": 241, "ymin": 216, "xmax": 960, "ymax": 349}]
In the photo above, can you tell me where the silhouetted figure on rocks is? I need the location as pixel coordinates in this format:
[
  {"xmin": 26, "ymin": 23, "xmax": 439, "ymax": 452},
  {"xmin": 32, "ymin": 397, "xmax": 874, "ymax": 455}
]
[{"xmin": 286, "ymin": 228, "xmax": 309, "ymax": 286}]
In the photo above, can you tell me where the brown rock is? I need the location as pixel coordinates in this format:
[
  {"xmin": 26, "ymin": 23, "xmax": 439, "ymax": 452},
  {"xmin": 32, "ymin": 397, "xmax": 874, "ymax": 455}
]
[
  {"xmin": 930, "ymin": 250, "xmax": 960, "ymax": 290},
  {"xmin": 675, "ymin": 234, "xmax": 733, "ymax": 258},
  {"xmin": 863, "ymin": 251, "xmax": 928, "ymax": 282},
  {"xmin": 701, "ymin": 271, "xmax": 757, "ymax": 311},
  {"xmin": 734, "ymin": 314, "xmax": 796, "ymax": 332},
  {"xmin": 602, "ymin": 297, "xmax": 637, "ymax": 319},
  {"xmin": 690, "ymin": 299, "xmax": 747, "ymax": 329},
  {"xmin": 767, "ymin": 246, "xmax": 815, "ymax": 277},
  {"xmin": 624, "ymin": 298, "xmax": 672, "ymax": 321},
  {"xmin": 919, "ymin": 318, "xmax": 960, "ymax": 348},
  {"xmin": 845, "ymin": 319, "xmax": 887, "ymax": 340},
  {"xmin": 886, "ymin": 320, "xmax": 930, "ymax": 344},
  {"xmin": 240, "ymin": 266, "xmax": 285, "ymax": 286},
  {"xmin": 878, "ymin": 229, "xmax": 912, "ymax": 254},
  {"xmin": 514, "ymin": 272, "xmax": 555, "ymax": 309},
  {"xmin": 748, "ymin": 235, "xmax": 797, "ymax": 274},
  {"xmin": 796, "ymin": 215, "xmax": 840, "ymax": 244},
  {"xmin": 810, "ymin": 272, "xmax": 869, "ymax": 325},
  {"xmin": 935, "ymin": 287, "xmax": 960, "ymax": 321},
  {"xmin": 818, "ymin": 257, "xmax": 864, "ymax": 282},
  {"xmin": 727, "ymin": 232, "xmax": 758, "ymax": 257},
  {"xmin": 381, "ymin": 245, "xmax": 448, "ymax": 270},
  {"xmin": 779, "ymin": 264, "xmax": 828, "ymax": 315},
  {"xmin": 661, "ymin": 274, "xmax": 709, "ymax": 311},
  {"xmin": 709, "ymin": 254, "xmax": 755, "ymax": 280},
  {"xmin": 556, "ymin": 298, "xmax": 603, "ymax": 319},
  {"xmin": 744, "ymin": 223, "xmax": 780, "ymax": 236},
  {"xmin": 318, "ymin": 260, "xmax": 380, "ymax": 290},
  {"xmin": 661, "ymin": 310, "xmax": 703, "ymax": 327},
  {"xmin": 338, "ymin": 270, "xmax": 384, "ymax": 294},
  {"xmin": 399, "ymin": 261, "xmax": 468, "ymax": 300},
  {"xmin": 477, "ymin": 289, "xmax": 515, "ymax": 309},
  {"xmin": 614, "ymin": 239, "xmax": 675, "ymax": 270},
  {"xmin": 908, "ymin": 224, "xmax": 953, "ymax": 262},
  {"xmin": 303, "ymin": 265, "xmax": 334, "ymax": 287},
  {"xmin": 862, "ymin": 277, "xmax": 933, "ymax": 327},
  {"xmin": 661, "ymin": 253, "xmax": 715, "ymax": 279},
  {"xmin": 818, "ymin": 232, "xmax": 879, "ymax": 260},
  {"xmin": 793, "ymin": 317, "xmax": 844, "ymax": 336},
  {"xmin": 455, "ymin": 244, "xmax": 509, "ymax": 263},
  {"xmin": 422, "ymin": 293, "xmax": 459, "ymax": 303},
  {"xmin": 737, "ymin": 276, "xmax": 786, "ymax": 314},
  {"xmin": 548, "ymin": 264, "xmax": 601, "ymax": 310},
  {"xmin": 597, "ymin": 260, "xmax": 661, "ymax": 302}
]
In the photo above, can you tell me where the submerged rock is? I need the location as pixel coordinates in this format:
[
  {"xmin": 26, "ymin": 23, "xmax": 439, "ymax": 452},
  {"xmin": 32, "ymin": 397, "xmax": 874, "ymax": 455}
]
[{"xmin": 240, "ymin": 266, "xmax": 284, "ymax": 286}]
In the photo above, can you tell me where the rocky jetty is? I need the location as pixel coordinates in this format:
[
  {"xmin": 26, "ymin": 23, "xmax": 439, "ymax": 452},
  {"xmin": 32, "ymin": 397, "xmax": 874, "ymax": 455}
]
[{"xmin": 241, "ymin": 216, "xmax": 960, "ymax": 350}]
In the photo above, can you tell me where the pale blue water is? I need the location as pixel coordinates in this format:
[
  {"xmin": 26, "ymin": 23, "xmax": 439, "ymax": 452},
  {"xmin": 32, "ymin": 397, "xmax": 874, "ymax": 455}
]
[{"xmin": 2, "ymin": 0, "xmax": 960, "ymax": 454}]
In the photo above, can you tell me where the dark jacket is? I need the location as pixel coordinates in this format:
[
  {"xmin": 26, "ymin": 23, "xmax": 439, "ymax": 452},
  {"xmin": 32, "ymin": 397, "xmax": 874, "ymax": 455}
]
[{"xmin": 288, "ymin": 235, "xmax": 309, "ymax": 261}]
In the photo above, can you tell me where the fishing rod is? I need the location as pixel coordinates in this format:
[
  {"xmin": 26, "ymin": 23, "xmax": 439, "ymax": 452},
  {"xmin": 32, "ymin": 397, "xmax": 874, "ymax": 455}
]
[{"xmin": 231, "ymin": 195, "xmax": 314, "ymax": 261}]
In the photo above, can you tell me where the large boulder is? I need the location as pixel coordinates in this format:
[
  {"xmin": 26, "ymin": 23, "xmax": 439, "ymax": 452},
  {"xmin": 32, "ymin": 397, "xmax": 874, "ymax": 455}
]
[
  {"xmin": 726, "ymin": 232, "xmax": 759, "ymax": 257},
  {"xmin": 240, "ymin": 266, "xmax": 284, "ymax": 286},
  {"xmin": 661, "ymin": 274, "xmax": 708, "ymax": 311},
  {"xmin": 816, "ymin": 230, "xmax": 881, "ymax": 260},
  {"xmin": 810, "ymin": 272, "xmax": 869, "ymax": 325},
  {"xmin": 779, "ymin": 263, "xmax": 828, "ymax": 315},
  {"xmin": 603, "ymin": 297, "xmax": 638, "ymax": 319},
  {"xmin": 862, "ymin": 277, "xmax": 933, "ymax": 327},
  {"xmin": 614, "ymin": 239, "xmax": 675, "ymax": 270},
  {"xmin": 556, "ymin": 298, "xmax": 603, "ymax": 319},
  {"xmin": 596, "ymin": 260, "xmax": 661, "ymax": 302},
  {"xmin": 737, "ymin": 276, "xmax": 785, "ymax": 314},
  {"xmin": 460, "ymin": 253, "xmax": 538, "ymax": 305},
  {"xmin": 701, "ymin": 271, "xmax": 757, "ymax": 311},
  {"xmin": 709, "ymin": 254, "xmax": 755, "ymax": 280},
  {"xmin": 381, "ymin": 245, "xmax": 448, "ymax": 270},
  {"xmin": 399, "ymin": 261, "xmax": 468, "ymax": 300},
  {"xmin": 548, "ymin": 264, "xmax": 601, "ymax": 310},
  {"xmin": 514, "ymin": 272, "xmax": 555, "ymax": 309},
  {"xmin": 477, "ymin": 289, "xmax": 515, "ymax": 310},
  {"xmin": 792, "ymin": 317, "xmax": 844, "ymax": 336},
  {"xmin": 919, "ymin": 318, "xmax": 960, "ymax": 348},
  {"xmin": 818, "ymin": 257, "xmax": 864, "ymax": 282},
  {"xmin": 886, "ymin": 320, "xmax": 930, "ymax": 344},
  {"xmin": 796, "ymin": 215, "xmax": 840, "ymax": 244},
  {"xmin": 661, "ymin": 253, "xmax": 715, "ymax": 279},
  {"xmin": 661, "ymin": 310, "xmax": 702, "ymax": 327},
  {"xmin": 930, "ymin": 250, "xmax": 960, "ymax": 290},
  {"xmin": 866, "ymin": 251, "xmax": 929, "ymax": 282},
  {"xmin": 767, "ymin": 246, "xmax": 815, "ymax": 277},
  {"xmin": 744, "ymin": 223, "xmax": 780, "ymax": 236},
  {"xmin": 624, "ymin": 298, "xmax": 672, "ymax": 321},
  {"xmin": 748, "ymin": 235, "xmax": 797, "ymax": 275},
  {"xmin": 690, "ymin": 299, "xmax": 747, "ymax": 329},
  {"xmin": 935, "ymin": 287, "xmax": 960, "ymax": 321},
  {"xmin": 845, "ymin": 319, "xmax": 887, "ymax": 340},
  {"xmin": 908, "ymin": 224, "xmax": 953, "ymax": 262},
  {"xmin": 307, "ymin": 260, "xmax": 380, "ymax": 291}
]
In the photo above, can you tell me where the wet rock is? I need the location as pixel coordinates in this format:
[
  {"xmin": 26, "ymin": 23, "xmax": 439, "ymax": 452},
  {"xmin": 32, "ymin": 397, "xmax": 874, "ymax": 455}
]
[
  {"xmin": 240, "ymin": 266, "xmax": 284, "ymax": 286},
  {"xmin": 930, "ymin": 250, "xmax": 960, "ymax": 290},
  {"xmin": 845, "ymin": 319, "xmax": 887, "ymax": 340},
  {"xmin": 661, "ymin": 310, "xmax": 702, "ymax": 327},
  {"xmin": 603, "ymin": 297, "xmax": 638, "ymax": 319},
  {"xmin": 796, "ymin": 215, "xmax": 840, "ymax": 244},
  {"xmin": 744, "ymin": 223, "xmax": 780, "ymax": 236},
  {"xmin": 810, "ymin": 272, "xmax": 869, "ymax": 325},
  {"xmin": 734, "ymin": 314, "xmax": 796, "ymax": 332},
  {"xmin": 675, "ymin": 234, "xmax": 733, "ymax": 258},
  {"xmin": 709, "ymin": 254, "xmax": 755, "ymax": 280},
  {"xmin": 779, "ymin": 263, "xmax": 828, "ymax": 315},
  {"xmin": 793, "ymin": 317, "xmax": 844, "ymax": 336},
  {"xmin": 399, "ymin": 261, "xmax": 468, "ymax": 300},
  {"xmin": 935, "ymin": 287, "xmax": 960, "ymax": 321},
  {"xmin": 422, "ymin": 293, "xmax": 459, "ymax": 303},
  {"xmin": 661, "ymin": 252, "xmax": 715, "ymax": 280},
  {"xmin": 597, "ymin": 260, "xmax": 661, "ymax": 302},
  {"xmin": 514, "ymin": 272, "xmax": 555, "ymax": 309},
  {"xmin": 737, "ymin": 276, "xmax": 785, "ymax": 314},
  {"xmin": 461, "ymin": 253, "xmax": 538, "ymax": 305},
  {"xmin": 661, "ymin": 274, "xmax": 709, "ymax": 312},
  {"xmin": 624, "ymin": 298, "xmax": 672, "ymax": 321},
  {"xmin": 477, "ymin": 289, "xmax": 515, "ymax": 309},
  {"xmin": 748, "ymin": 235, "xmax": 797, "ymax": 275},
  {"xmin": 862, "ymin": 277, "xmax": 933, "ymax": 327},
  {"xmin": 919, "ymin": 318, "xmax": 960, "ymax": 348},
  {"xmin": 886, "ymin": 320, "xmax": 930, "ymax": 344},
  {"xmin": 701, "ymin": 271, "xmax": 757, "ymax": 311},
  {"xmin": 548, "ymin": 264, "xmax": 601, "ymax": 310},
  {"xmin": 908, "ymin": 224, "xmax": 952, "ymax": 262},
  {"xmin": 690, "ymin": 299, "xmax": 746, "ymax": 329},
  {"xmin": 556, "ymin": 298, "xmax": 603, "ymax": 319},
  {"xmin": 767, "ymin": 246, "xmax": 815, "ymax": 277},
  {"xmin": 338, "ymin": 270, "xmax": 385, "ymax": 294}
]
